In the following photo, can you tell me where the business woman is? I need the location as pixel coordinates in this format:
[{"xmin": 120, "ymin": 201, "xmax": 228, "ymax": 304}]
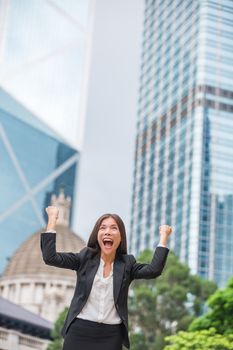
[{"xmin": 41, "ymin": 206, "xmax": 172, "ymax": 350}]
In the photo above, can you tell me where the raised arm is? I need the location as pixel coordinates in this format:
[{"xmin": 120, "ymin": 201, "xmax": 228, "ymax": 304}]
[
  {"xmin": 130, "ymin": 225, "xmax": 172, "ymax": 280},
  {"xmin": 40, "ymin": 206, "xmax": 82, "ymax": 270}
]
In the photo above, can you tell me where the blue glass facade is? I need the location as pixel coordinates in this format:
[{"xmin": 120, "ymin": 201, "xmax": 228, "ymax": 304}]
[
  {"xmin": 130, "ymin": 0, "xmax": 233, "ymax": 286},
  {"xmin": 0, "ymin": 0, "xmax": 92, "ymax": 150},
  {"xmin": 0, "ymin": 88, "xmax": 79, "ymax": 273}
]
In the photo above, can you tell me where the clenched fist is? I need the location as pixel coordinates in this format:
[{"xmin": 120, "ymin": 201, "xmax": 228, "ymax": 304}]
[
  {"xmin": 45, "ymin": 206, "xmax": 59, "ymax": 220},
  {"xmin": 159, "ymin": 225, "xmax": 172, "ymax": 246},
  {"xmin": 45, "ymin": 206, "xmax": 59, "ymax": 232}
]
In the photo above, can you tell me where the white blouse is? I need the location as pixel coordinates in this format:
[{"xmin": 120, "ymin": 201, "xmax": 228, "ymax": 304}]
[{"xmin": 77, "ymin": 258, "xmax": 122, "ymax": 324}]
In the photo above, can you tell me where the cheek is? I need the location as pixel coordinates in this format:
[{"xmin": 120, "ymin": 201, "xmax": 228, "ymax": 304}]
[
  {"xmin": 97, "ymin": 234, "xmax": 103, "ymax": 246},
  {"xmin": 116, "ymin": 234, "xmax": 121, "ymax": 247}
]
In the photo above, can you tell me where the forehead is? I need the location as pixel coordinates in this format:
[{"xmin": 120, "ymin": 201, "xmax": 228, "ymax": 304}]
[{"xmin": 100, "ymin": 217, "xmax": 118, "ymax": 226}]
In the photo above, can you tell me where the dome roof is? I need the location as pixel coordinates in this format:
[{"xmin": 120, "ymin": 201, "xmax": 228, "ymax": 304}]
[{"xmin": 3, "ymin": 225, "xmax": 86, "ymax": 278}]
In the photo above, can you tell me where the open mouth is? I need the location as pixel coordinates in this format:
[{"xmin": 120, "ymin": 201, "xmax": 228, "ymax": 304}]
[{"xmin": 103, "ymin": 238, "xmax": 113, "ymax": 248}]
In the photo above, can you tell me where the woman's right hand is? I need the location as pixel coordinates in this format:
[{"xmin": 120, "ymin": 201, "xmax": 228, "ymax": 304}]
[
  {"xmin": 46, "ymin": 206, "xmax": 59, "ymax": 219},
  {"xmin": 45, "ymin": 206, "xmax": 59, "ymax": 231}
]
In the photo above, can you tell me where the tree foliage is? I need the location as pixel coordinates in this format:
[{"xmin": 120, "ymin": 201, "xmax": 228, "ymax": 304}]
[
  {"xmin": 47, "ymin": 307, "xmax": 68, "ymax": 350},
  {"xmin": 189, "ymin": 277, "xmax": 233, "ymax": 335},
  {"xmin": 128, "ymin": 250, "xmax": 217, "ymax": 350},
  {"xmin": 164, "ymin": 328, "xmax": 233, "ymax": 350}
]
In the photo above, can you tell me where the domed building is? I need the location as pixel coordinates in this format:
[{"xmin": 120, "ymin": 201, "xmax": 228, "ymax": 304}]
[{"xmin": 0, "ymin": 191, "xmax": 86, "ymax": 323}]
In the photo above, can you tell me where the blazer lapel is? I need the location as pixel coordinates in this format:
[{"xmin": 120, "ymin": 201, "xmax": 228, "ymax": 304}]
[
  {"xmin": 85, "ymin": 253, "xmax": 100, "ymax": 296},
  {"xmin": 113, "ymin": 257, "xmax": 125, "ymax": 302}
]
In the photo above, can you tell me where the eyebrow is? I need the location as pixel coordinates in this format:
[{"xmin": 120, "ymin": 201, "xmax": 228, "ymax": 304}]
[{"xmin": 100, "ymin": 224, "xmax": 118, "ymax": 227}]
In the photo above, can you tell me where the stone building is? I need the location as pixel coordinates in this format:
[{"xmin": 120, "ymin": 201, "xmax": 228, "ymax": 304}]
[
  {"xmin": 0, "ymin": 192, "xmax": 86, "ymax": 323},
  {"xmin": 0, "ymin": 296, "xmax": 52, "ymax": 350}
]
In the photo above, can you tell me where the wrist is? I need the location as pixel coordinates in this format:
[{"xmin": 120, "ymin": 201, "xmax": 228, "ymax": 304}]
[
  {"xmin": 46, "ymin": 226, "xmax": 56, "ymax": 231},
  {"xmin": 46, "ymin": 217, "xmax": 57, "ymax": 231},
  {"xmin": 159, "ymin": 236, "xmax": 168, "ymax": 246}
]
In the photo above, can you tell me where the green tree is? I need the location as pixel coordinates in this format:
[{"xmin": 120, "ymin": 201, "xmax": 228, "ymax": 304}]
[
  {"xmin": 189, "ymin": 277, "xmax": 233, "ymax": 335},
  {"xmin": 128, "ymin": 250, "xmax": 216, "ymax": 350},
  {"xmin": 47, "ymin": 307, "xmax": 68, "ymax": 350},
  {"xmin": 164, "ymin": 328, "xmax": 233, "ymax": 350}
]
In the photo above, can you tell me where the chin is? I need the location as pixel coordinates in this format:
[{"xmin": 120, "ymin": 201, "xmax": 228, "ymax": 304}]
[
  {"xmin": 103, "ymin": 248, "xmax": 114, "ymax": 255},
  {"xmin": 101, "ymin": 246, "xmax": 115, "ymax": 255}
]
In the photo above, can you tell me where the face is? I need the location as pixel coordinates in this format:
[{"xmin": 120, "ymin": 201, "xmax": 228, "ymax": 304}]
[{"xmin": 97, "ymin": 217, "xmax": 122, "ymax": 256}]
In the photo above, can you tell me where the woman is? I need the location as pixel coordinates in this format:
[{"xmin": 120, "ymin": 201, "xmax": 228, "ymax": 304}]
[{"xmin": 41, "ymin": 206, "xmax": 172, "ymax": 350}]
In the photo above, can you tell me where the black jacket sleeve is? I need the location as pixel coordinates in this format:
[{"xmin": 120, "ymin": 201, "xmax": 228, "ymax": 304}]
[
  {"xmin": 130, "ymin": 246, "xmax": 169, "ymax": 280},
  {"xmin": 40, "ymin": 232, "xmax": 84, "ymax": 270}
]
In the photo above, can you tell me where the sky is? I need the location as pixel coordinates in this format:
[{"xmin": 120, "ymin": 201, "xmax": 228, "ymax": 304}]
[{"xmin": 74, "ymin": 0, "xmax": 144, "ymax": 241}]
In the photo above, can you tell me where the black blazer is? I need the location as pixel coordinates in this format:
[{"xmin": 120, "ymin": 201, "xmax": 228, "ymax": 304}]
[{"xmin": 40, "ymin": 232, "xmax": 169, "ymax": 349}]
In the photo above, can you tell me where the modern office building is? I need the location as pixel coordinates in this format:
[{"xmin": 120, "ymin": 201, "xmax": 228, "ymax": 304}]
[
  {"xmin": 0, "ymin": 1, "xmax": 95, "ymax": 274},
  {"xmin": 130, "ymin": 0, "xmax": 233, "ymax": 286},
  {"xmin": 0, "ymin": 0, "xmax": 94, "ymax": 150},
  {"xmin": 0, "ymin": 88, "xmax": 79, "ymax": 273}
]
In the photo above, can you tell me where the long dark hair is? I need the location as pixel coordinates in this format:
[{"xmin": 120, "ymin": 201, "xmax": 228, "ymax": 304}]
[{"xmin": 87, "ymin": 213, "xmax": 127, "ymax": 255}]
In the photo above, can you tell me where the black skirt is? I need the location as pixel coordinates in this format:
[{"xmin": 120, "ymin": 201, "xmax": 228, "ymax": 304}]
[{"xmin": 62, "ymin": 318, "xmax": 124, "ymax": 350}]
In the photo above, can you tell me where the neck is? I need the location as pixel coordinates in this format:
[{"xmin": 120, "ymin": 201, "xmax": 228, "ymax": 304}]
[{"xmin": 100, "ymin": 252, "xmax": 116, "ymax": 264}]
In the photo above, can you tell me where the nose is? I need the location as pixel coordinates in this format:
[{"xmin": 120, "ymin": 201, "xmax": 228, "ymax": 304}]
[{"xmin": 105, "ymin": 227, "xmax": 110, "ymax": 235}]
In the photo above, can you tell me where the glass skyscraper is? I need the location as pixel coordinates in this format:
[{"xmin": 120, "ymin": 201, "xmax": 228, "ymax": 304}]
[
  {"xmin": 0, "ymin": 88, "xmax": 79, "ymax": 273},
  {"xmin": 0, "ymin": 0, "xmax": 94, "ymax": 150},
  {"xmin": 130, "ymin": 0, "xmax": 233, "ymax": 286},
  {"xmin": 0, "ymin": 0, "xmax": 94, "ymax": 274}
]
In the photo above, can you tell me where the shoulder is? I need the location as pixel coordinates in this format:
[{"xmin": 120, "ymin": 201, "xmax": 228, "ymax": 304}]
[
  {"xmin": 77, "ymin": 246, "xmax": 99, "ymax": 260},
  {"xmin": 120, "ymin": 253, "xmax": 136, "ymax": 265}
]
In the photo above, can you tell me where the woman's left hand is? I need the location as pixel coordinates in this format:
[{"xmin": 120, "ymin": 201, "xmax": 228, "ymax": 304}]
[{"xmin": 159, "ymin": 225, "xmax": 173, "ymax": 246}]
